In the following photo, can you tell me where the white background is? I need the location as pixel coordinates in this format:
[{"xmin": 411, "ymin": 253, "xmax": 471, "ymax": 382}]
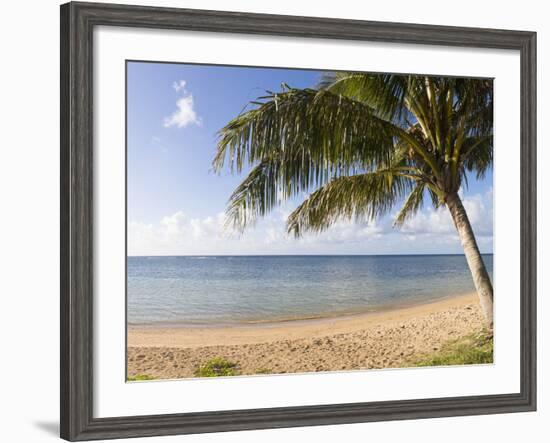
[{"xmin": 0, "ymin": 0, "xmax": 546, "ymax": 442}]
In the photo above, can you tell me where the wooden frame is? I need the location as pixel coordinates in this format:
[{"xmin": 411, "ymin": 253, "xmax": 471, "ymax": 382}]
[{"xmin": 60, "ymin": 1, "xmax": 537, "ymax": 440}]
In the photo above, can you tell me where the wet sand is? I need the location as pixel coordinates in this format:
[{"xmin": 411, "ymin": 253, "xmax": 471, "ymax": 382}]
[{"xmin": 127, "ymin": 293, "xmax": 486, "ymax": 379}]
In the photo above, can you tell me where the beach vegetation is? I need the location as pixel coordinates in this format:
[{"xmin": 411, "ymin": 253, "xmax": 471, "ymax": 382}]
[
  {"xmin": 195, "ymin": 357, "xmax": 238, "ymax": 377},
  {"xmin": 127, "ymin": 374, "xmax": 156, "ymax": 382},
  {"xmin": 214, "ymin": 73, "xmax": 494, "ymax": 328},
  {"xmin": 413, "ymin": 330, "xmax": 493, "ymax": 367}
]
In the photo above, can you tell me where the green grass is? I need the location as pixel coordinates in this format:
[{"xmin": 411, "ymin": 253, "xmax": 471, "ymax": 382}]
[
  {"xmin": 127, "ymin": 374, "xmax": 156, "ymax": 382},
  {"xmin": 412, "ymin": 330, "xmax": 493, "ymax": 367},
  {"xmin": 195, "ymin": 358, "xmax": 238, "ymax": 377},
  {"xmin": 255, "ymin": 368, "xmax": 272, "ymax": 375}
]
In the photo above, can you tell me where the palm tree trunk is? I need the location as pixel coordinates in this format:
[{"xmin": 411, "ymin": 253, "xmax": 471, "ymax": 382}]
[{"xmin": 445, "ymin": 192, "xmax": 493, "ymax": 328}]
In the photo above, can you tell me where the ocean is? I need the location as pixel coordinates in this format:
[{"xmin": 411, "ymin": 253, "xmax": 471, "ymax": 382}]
[{"xmin": 127, "ymin": 254, "xmax": 493, "ymax": 326}]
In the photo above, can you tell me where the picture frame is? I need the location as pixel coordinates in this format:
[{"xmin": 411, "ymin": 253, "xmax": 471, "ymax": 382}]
[{"xmin": 60, "ymin": 1, "xmax": 536, "ymax": 441}]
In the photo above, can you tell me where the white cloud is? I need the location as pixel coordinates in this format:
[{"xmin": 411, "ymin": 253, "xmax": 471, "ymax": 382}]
[
  {"xmin": 163, "ymin": 95, "xmax": 201, "ymax": 128},
  {"xmin": 129, "ymin": 190, "xmax": 493, "ymax": 256},
  {"xmin": 172, "ymin": 80, "xmax": 187, "ymax": 93},
  {"xmin": 163, "ymin": 80, "xmax": 202, "ymax": 128},
  {"xmin": 129, "ymin": 208, "xmax": 385, "ymax": 256},
  {"xmin": 399, "ymin": 188, "xmax": 493, "ymax": 239}
]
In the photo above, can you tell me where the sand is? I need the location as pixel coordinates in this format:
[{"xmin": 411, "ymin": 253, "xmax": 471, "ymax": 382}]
[{"xmin": 127, "ymin": 293, "xmax": 486, "ymax": 379}]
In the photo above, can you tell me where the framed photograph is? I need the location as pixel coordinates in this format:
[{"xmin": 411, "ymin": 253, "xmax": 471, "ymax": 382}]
[{"xmin": 60, "ymin": 1, "xmax": 536, "ymax": 441}]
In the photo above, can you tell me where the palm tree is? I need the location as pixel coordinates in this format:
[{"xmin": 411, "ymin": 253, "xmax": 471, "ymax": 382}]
[{"xmin": 213, "ymin": 73, "xmax": 494, "ymax": 328}]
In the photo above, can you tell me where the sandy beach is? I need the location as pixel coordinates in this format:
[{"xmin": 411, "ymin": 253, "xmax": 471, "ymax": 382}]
[{"xmin": 127, "ymin": 292, "xmax": 487, "ymax": 379}]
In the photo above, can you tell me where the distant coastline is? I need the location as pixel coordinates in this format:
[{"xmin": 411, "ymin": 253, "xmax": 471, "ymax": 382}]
[{"xmin": 128, "ymin": 253, "xmax": 494, "ymax": 257}]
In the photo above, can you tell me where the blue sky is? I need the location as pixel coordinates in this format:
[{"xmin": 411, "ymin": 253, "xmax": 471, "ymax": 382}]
[{"xmin": 127, "ymin": 61, "xmax": 493, "ymax": 256}]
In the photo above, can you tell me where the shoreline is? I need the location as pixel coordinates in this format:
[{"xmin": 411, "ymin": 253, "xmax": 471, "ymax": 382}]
[
  {"xmin": 128, "ymin": 291, "xmax": 474, "ymax": 330},
  {"xmin": 128, "ymin": 292, "xmax": 477, "ymax": 349},
  {"xmin": 127, "ymin": 291, "xmax": 488, "ymax": 379}
]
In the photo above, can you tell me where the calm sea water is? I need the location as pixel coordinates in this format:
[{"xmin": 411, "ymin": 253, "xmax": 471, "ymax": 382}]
[{"xmin": 127, "ymin": 255, "xmax": 493, "ymax": 326}]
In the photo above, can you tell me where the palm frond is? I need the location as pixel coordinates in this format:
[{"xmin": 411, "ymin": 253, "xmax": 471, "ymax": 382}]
[
  {"xmin": 213, "ymin": 87, "xmax": 397, "ymax": 180},
  {"xmin": 393, "ymin": 183, "xmax": 426, "ymax": 227},
  {"xmin": 462, "ymin": 136, "xmax": 493, "ymax": 179},
  {"xmin": 214, "ymin": 74, "xmax": 493, "ymax": 236},
  {"xmin": 324, "ymin": 72, "xmax": 410, "ymax": 122},
  {"xmin": 286, "ymin": 171, "xmax": 414, "ymax": 237},
  {"xmin": 223, "ymin": 155, "xmax": 282, "ymax": 231},
  {"xmin": 427, "ymin": 187, "xmax": 444, "ymax": 209}
]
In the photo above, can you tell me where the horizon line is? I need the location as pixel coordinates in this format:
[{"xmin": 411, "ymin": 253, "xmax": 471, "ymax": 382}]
[{"xmin": 127, "ymin": 252, "xmax": 494, "ymax": 257}]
